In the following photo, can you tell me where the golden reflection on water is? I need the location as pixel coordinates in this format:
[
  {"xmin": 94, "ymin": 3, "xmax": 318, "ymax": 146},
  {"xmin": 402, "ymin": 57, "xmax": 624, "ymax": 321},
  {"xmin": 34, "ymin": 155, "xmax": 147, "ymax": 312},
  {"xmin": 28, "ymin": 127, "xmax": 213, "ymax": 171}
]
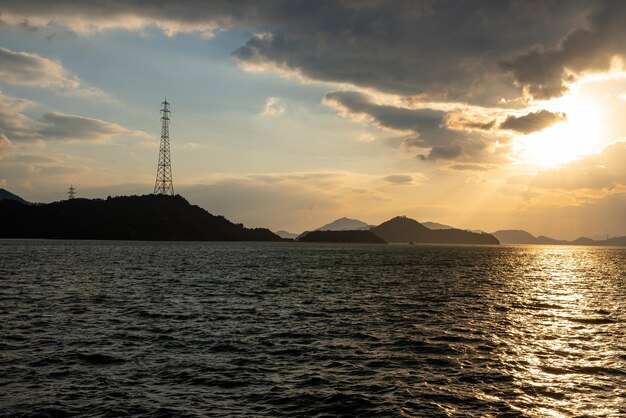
[{"xmin": 493, "ymin": 246, "xmax": 624, "ymax": 417}]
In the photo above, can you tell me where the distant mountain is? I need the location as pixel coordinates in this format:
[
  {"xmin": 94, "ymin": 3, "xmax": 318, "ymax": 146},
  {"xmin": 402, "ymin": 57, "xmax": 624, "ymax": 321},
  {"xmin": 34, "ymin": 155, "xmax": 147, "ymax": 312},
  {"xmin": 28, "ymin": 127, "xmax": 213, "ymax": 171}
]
[
  {"xmin": 571, "ymin": 237, "xmax": 598, "ymax": 245},
  {"xmin": 0, "ymin": 194, "xmax": 283, "ymax": 241},
  {"xmin": 316, "ymin": 217, "xmax": 371, "ymax": 231},
  {"xmin": 492, "ymin": 229, "xmax": 625, "ymax": 246},
  {"xmin": 297, "ymin": 230, "xmax": 387, "ymax": 244},
  {"xmin": 423, "ymin": 221, "xmax": 485, "ymax": 234},
  {"xmin": 275, "ymin": 230, "xmax": 299, "ymax": 240},
  {"xmin": 0, "ymin": 188, "xmax": 29, "ymax": 205},
  {"xmin": 492, "ymin": 230, "xmax": 539, "ymax": 244},
  {"xmin": 422, "ymin": 221, "xmax": 454, "ymax": 230},
  {"xmin": 371, "ymin": 216, "xmax": 499, "ymax": 245},
  {"xmin": 535, "ymin": 235, "xmax": 569, "ymax": 245},
  {"xmin": 579, "ymin": 236, "xmax": 626, "ymax": 246},
  {"xmin": 493, "ymin": 229, "xmax": 570, "ymax": 245},
  {"xmin": 605, "ymin": 236, "xmax": 626, "ymax": 246}
]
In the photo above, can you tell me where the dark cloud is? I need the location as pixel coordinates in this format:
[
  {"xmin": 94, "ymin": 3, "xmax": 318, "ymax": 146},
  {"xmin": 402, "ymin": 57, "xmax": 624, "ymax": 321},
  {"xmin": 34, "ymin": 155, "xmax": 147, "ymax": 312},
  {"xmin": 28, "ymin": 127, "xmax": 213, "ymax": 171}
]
[
  {"xmin": 502, "ymin": 2, "xmax": 626, "ymax": 99},
  {"xmin": 0, "ymin": 46, "xmax": 71, "ymax": 87},
  {"xmin": 383, "ymin": 174, "xmax": 412, "ymax": 184},
  {"xmin": 324, "ymin": 91, "xmax": 444, "ymax": 132},
  {"xmin": 0, "ymin": 47, "xmax": 104, "ymax": 96},
  {"xmin": 420, "ymin": 145, "xmax": 463, "ymax": 160},
  {"xmin": 4, "ymin": 0, "xmax": 623, "ymax": 172},
  {"xmin": 500, "ymin": 110, "xmax": 566, "ymax": 134},
  {"xmin": 0, "ymin": 1, "xmax": 602, "ymax": 105},
  {"xmin": 325, "ymin": 90, "xmax": 510, "ymax": 163},
  {"xmin": 0, "ymin": 91, "xmax": 146, "ymax": 144},
  {"xmin": 458, "ymin": 120, "xmax": 496, "ymax": 131},
  {"xmin": 37, "ymin": 112, "xmax": 143, "ymax": 142},
  {"xmin": 230, "ymin": 1, "xmax": 597, "ymax": 105},
  {"xmin": 447, "ymin": 163, "xmax": 496, "ymax": 171}
]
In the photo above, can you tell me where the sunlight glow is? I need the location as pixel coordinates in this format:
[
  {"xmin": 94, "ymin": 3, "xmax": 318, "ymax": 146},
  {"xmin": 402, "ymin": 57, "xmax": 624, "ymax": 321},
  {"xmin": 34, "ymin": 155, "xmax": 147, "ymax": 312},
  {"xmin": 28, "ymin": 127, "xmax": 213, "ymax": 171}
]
[{"xmin": 516, "ymin": 90, "xmax": 606, "ymax": 167}]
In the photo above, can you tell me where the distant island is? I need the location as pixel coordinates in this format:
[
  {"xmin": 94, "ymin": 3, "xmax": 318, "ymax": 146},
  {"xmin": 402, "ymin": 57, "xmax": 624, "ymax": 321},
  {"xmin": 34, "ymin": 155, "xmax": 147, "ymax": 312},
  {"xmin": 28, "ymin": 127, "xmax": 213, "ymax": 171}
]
[
  {"xmin": 0, "ymin": 194, "xmax": 283, "ymax": 241},
  {"xmin": 492, "ymin": 229, "xmax": 626, "ymax": 247},
  {"xmin": 298, "ymin": 230, "xmax": 387, "ymax": 244},
  {"xmin": 296, "ymin": 215, "xmax": 499, "ymax": 244},
  {"xmin": 2, "ymin": 188, "xmax": 624, "ymax": 246},
  {"xmin": 275, "ymin": 230, "xmax": 299, "ymax": 240},
  {"xmin": 371, "ymin": 216, "xmax": 499, "ymax": 245}
]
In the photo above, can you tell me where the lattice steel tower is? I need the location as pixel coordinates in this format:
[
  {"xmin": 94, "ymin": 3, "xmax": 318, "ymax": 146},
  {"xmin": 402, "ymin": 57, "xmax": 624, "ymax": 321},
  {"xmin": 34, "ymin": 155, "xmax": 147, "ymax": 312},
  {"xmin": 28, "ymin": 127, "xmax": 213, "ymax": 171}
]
[{"xmin": 153, "ymin": 98, "xmax": 174, "ymax": 195}]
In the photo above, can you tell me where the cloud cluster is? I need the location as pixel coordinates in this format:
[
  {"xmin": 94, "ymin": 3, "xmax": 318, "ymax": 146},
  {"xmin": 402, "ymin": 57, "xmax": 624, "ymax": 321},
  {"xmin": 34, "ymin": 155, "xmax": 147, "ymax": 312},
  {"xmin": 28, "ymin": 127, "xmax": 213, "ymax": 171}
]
[
  {"xmin": 383, "ymin": 174, "xmax": 413, "ymax": 184},
  {"xmin": 324, "ymin": 90, "xmax": 511, "ymax": 164},
  {"xmin": 229, "ymin": 1, "xmax": 598, "ymax": 105},
  {"xmin": 0, "ymin": 90, "xmax": 147, "ymax": 154},
  {"xmin": 500, "ymin": 110, "xmax": 566, "ymax": 134},
  {"xmin": 260, "ymin": 97, "xmax": 285, "ymax": 117},
  {"xmin": 501, "ymin": 2, "xmax": 626, "ymax": 99},
  {"xmin": 38, "ymin": 112, "xmax": 147, "ymax": 143},
  {"xmin": 1, "ymin": 1, "xmax": 614, "ymax": 104},
  {"xmin": 0, "ymin": 47, "xmax": 75, "ymax": 88},
  {"xmin": 3, "ymin": 1, "xmax": 619, "ymax": 168},
  {"xmin": 0, "ymin": 92, "xmax": 38, "ymax": 147},
  {"xmin": 0, "ymin": 47, "xmax": 105, "ymax": 96},
  {"xmin": 0, "ymin": 2, "xmax": 227, "ymax": 37}
]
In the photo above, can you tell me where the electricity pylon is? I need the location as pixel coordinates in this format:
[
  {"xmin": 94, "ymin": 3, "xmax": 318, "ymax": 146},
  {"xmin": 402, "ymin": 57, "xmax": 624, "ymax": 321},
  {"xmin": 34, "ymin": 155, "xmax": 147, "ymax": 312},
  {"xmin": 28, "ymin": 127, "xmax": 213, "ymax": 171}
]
[{"xmin": 153, "ymin": 98, "xmax": 174, "ymax": 195}]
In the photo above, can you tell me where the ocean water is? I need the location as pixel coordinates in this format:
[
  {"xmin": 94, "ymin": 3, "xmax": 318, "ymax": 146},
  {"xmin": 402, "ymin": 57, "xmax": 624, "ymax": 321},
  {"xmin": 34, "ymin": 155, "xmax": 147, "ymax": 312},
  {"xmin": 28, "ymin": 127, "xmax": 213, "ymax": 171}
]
[{"xmin": 1, "ymin": 240, "xmax": 625, "ymax": 417}]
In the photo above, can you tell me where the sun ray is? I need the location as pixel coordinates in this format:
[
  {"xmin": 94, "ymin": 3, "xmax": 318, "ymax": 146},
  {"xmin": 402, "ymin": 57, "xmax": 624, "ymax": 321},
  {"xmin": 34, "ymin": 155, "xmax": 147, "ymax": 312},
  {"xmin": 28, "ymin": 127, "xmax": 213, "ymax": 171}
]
[{"xmin": 515, "ymin": 91, "xmax": 606, "ymax": 167}]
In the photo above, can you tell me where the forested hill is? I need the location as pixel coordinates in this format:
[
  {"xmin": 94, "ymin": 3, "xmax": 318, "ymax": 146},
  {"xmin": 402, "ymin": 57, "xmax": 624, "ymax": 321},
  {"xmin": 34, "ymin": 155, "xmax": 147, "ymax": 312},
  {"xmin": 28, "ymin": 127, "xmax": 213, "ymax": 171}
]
[
  {"xmin": 0, "ymin": 194, "xmax": 283, "ymax": 241},
  {"xmin": 371, "ymin": 216, "xmax": 500, "ymax": 245}
]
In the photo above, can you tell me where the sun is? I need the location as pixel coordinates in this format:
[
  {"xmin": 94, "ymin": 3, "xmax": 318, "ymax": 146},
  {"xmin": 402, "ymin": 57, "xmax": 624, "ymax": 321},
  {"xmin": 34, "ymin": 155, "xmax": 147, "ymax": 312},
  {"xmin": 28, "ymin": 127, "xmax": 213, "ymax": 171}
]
[{"xmin": 516, "ymin": 92, "xmax": 605, "ymax": 167}]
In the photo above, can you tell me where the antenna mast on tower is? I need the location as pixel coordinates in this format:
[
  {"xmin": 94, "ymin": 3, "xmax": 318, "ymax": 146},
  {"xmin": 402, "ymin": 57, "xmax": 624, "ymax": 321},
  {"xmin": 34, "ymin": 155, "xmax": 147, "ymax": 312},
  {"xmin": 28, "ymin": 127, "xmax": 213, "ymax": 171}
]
[
  {"xmin": 153, "ymin": 98, "xmax": 174, "ymax": 195},
  {"xmin": 68, "ymin": 185, "xmax": 76, "ymax": 200}
]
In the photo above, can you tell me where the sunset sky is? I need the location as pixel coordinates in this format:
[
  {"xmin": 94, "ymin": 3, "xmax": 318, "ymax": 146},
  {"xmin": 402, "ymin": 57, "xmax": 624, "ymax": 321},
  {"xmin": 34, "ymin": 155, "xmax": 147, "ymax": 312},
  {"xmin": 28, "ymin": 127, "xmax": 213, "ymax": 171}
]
[{"xmin": 1, "ymin": 1, "xmax": 626, "ymax": 239}]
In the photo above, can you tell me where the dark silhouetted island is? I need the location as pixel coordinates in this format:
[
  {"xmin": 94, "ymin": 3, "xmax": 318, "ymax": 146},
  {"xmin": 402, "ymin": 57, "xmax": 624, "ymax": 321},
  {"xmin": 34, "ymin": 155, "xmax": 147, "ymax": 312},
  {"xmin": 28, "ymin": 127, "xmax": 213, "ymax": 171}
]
[
  {"xmin": 0, "ymin": 194, "xmax": 283, "ymax": 241},
  {"xmin": 492, "ymin": 229, "xmax": 567, "ymax": 245},
  {"xmin": 275, "ymin": 230, "xmax": 299, "ymax": 239},
  {"xmin": 491, "ymin": 229, "xmax": 540, "ymax": 244},
  {"xmin": 371, "ymin": 216, "xmax": 499, "ymax": 245},
  {"xmin": 492, "ymin": 229, "xmax": 626, "ymax": 246},
  {"xmin": 297, "ymin": 230, "xmax": 387, "ymax": 244}
]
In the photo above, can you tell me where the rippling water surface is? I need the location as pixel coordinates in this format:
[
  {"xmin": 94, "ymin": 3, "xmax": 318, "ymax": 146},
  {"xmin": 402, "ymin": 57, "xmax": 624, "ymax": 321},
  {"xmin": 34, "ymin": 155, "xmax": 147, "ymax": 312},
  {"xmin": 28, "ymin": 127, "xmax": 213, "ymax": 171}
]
[{"xmin": 1, "ymin": 240, "xmax": 625, "ymax": 417}]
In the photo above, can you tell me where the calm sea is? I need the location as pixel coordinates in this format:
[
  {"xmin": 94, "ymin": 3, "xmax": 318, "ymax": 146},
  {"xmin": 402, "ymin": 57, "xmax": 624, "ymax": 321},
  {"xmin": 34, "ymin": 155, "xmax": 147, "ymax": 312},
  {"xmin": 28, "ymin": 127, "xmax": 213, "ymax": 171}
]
[{"xmin": 1, "ymin": 240, "xmax": 625, "ymax": 417}]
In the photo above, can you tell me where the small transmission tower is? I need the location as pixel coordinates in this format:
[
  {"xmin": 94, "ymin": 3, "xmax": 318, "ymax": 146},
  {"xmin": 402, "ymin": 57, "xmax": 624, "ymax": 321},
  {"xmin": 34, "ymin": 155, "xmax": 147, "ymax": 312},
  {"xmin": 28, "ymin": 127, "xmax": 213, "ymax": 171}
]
[
  {"xmin": 153, "ymin": 98, "xmax": 174, "ymax": 195},
  {"xmin": 68, "ymin": 184, "xmax": 76, "ymax": 200}
]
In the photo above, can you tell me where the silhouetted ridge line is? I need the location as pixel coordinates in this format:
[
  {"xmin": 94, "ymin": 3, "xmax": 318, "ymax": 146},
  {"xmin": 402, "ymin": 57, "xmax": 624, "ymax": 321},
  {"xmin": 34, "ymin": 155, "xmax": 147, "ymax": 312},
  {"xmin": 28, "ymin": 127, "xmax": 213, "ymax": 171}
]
[
  {"xmin": 0, "ymin": 188, "xmax": 29, "ymax": 205},
  {"xmin": 492, "ymin": 229, "xmax": 626, "ymax": 246},
  {"xmin": 0, "ymin": 194, "xmax": 283, "ymax": 241},
  {"xmin": 371, "ymin": 216, "xmax": 499, "ymax": 245},
  {"xmin": 297, "ymin": 230, "xmax": 387, "ymax": 243}
]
